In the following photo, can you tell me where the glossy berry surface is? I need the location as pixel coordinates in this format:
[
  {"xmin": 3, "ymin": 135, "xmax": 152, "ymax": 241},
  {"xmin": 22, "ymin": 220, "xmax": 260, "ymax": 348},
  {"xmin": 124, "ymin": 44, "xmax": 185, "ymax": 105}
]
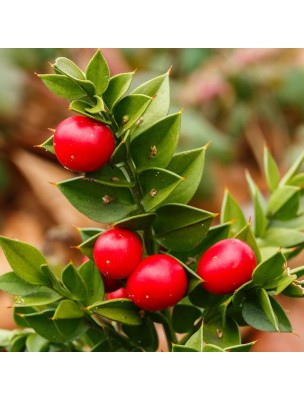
[
  {"xmin": 93, "ymin": 228, "xmax": 143, "ymax": 280},
  {"xmin": 126, "ymin": 254, "xmax": 188, "ymax": 311},
  {"xmin": 197, "ymin": 238, "xmax": 257, "ymax": 295},
  {"xmin": 107, "ymin": 287, "xmax": 128, "ymax": 300},
  {"xmin": 54, "ymin": 115, "xmax": 115, "ymax": 172}
]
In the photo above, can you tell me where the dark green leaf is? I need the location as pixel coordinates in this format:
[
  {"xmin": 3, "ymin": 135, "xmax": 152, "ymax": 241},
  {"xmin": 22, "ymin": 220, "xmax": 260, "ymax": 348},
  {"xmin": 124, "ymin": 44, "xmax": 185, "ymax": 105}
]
[
  {"xmin": 26, "ymin": 333, "xmax": 49, "ymax": 352},
  {"xmin": 252, "ymin": 251, "xmax": 286, "ymax": 287},
  {"xmin": 53, "ymin": 300, "xmax": 85, "ymax": 320},
  {"xmin": 69, "ymin": 100, "xmax": 110, "ymax": 124},
  {"xmin": 290, "ymin": 265, "xmax": 304, "ymax": 279},
  {"xmin": 139, "ymin": 168, "xmax": 183, "ymax": 212},
  {"xmin": 78, "ymin": 261, "xmax": 105, "ymax": 306},
  {"xmin": 259, "ymin": 288, "xmax": 279, "ymax": 331},
  {"xmin": 172, "ymin": 304, "xmax": 202, "ymax": 333},
  {"xmin": 0, "ymin": 236, "xmax": 48, "ymax": 285},
  {"xmin": 10, "ymin": 335, "xmax": 27, "ymax": 352},
  {"xmin": 14, "ymin": 287, "xmax": 62, "ymax": 307},
  {"xmin": 89, "ymin": 299, "xmax": 142, "ymax": 326},
  {"xmin": 85, "ymin": 165, "xmax": 133, "ymax": 188},
  {"xmin": 225, "ymin": 342, "xmax": 256, "ymax": 352},
  {"xmin": 61, "ymin": 263, "xmax": 87, "ymax": 301},
  {"xmin": 165, "ymin": 146, "xmax": 207, "ymax": 204},
  {"xmin": 172, "ymin": 344, "xmax": 198, "ymax": 352},
  {"xmin": 246, "ymin": 172, "xmax": 267, "ymax": 237},
  {"xmin": 189, "ymin": 283, "xmax": 229, "ymax": 308},
  {"xmin": 123, "ymin": 318, "xmax": 158, "ymax": 351},
  {"xmin": 110, "ymin": 131, "xmax": 130, "ymax": 165},
  {"xmin": 203, "ymin": 344, "xmax": 224, "ymax": 352},
  {"xmin": 186, "ymin": 324, "xmax": 203, "ymax": 351},
  {"xmin": 203, "ymin": 316, "xmax": 240, "ymax": 348},
  {"xmin": 0, "ymin": 272, "xmax": 40, "ymax": 296},
  {"xmin": 220, "ymin": 190, "xmax": 247, "ymax": 236},
  {"xmin": 54, "ymin": 57, "xmax": 85, "ymax": 80},
  {"xmin": 131, "ymin": 71, "xmax": 170, "ymax": 137},
  {"xmin": 39, "ymin": 74, "xmax": 86, "ymax": 100},
  {"xmin": 57, "ymin": 177, "xmax": 137, "ymax": 223},
  {"xmin": 113, "ymin": 94, "xmax": 153, "ymax": 131},
  {"xmin": 113, "ymin": 213, "xmax": 156, "ymax": 230},
  {"xmin": 38, "ymin": 135, "xmax": 55, "ymax": 154},
  {"xmin": 78, "ymin": 228, "xmax": 104, "ymax": 242},
  {"xmin": 264, "ymin": 147, "xmax": 280, "ymax": 192},
  {"xmin": 40, "ymin": 264, "xmax": 65, "ymax": 294},
  {"xmin": 130, "ymin": 113, "xmax": 181, "ymax": 171},
  {"xmin": 78, "ymin": 232, "xmax": 103, "ymax": 259},
  {"xmin": 86, "ymin": 49, "xmax": 110, "ymax": 95},
  {"xmin": 234, "ymin": 223, "xmax": 262, "ymax": 264},
  {"xmin": 266, "ymin": 185, "xmax": 300, "ymax": 220},
  {"xmin": 103, "ymin": 72, "xmax": 135, "ymax": 109},
  {"xmin": 153, "ymin": 204, "xmax": 215, "ymax": 251}
]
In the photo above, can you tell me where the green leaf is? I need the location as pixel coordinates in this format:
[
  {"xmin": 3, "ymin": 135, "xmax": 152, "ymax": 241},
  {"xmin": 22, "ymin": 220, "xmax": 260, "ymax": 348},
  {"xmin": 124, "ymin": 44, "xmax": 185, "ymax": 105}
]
[
  {"xmin": 290, "ymin": 265, "xmax": 304, "ymax": 279},
  {"xmin": 123, "ymin": 318, "xmax": 159, "ymax": 351},
  {"xmin": 266, "ymin": 185, "xmax": 300, "ymax": 220},
  {"xmin": 14, "ymin": 287, "xmax": 62, "ymax": 307},
  {"xmin": 40, "ymin": 264, "xmax": 65, "ymax": 294},
  {"xmin": 39, "ymin": 74, "xmax": 86, "ymax": 100},
  {"xmin": 234, "ymin": 223, "xmax": 262, "ymax": 264},
  {"xmin": 131, "ymin": 71, "xmax": 170, "ymax": 137},
  {"xmin": 23, "ymin": 310, "xmax": 88, "ymax": 343},
  {"xmin": 113, "ymin": 94, "xmax": 153, "ymax": 132},
  {"xmin": 10, "ymin": 335, "xmax": 27, "ymax": 352},
  {"xmin": 85, "ymin": 95, "xmax": 104, "ymax": 114},
  {"xmin": 188, "ymin": 284, "xmax": 229, "ymax": 308},
  {"xmin": 0, "ymin": 236, "xmax": 48, "ymax": 285},
  {"xmin": 274, "ymin": 274, "xmax": 297, "ymax": 295},
  {"xmin": 78, "ymin": 232, "xmax": 103, "ymax": 260},
  {"xmin": 38, "ymin": 135, "xmax": 55, "ymax": 154},
  {"xmin": 246, "ymin": 172, "xmax": 267, "ymax": 237},
  {"xmin": 282, "ymin": 282, "xmax": 304, "ymax": 297},
  {"xmin": 61, "ymin": 263, "xmax": 87, "ymax": 301},
  {"xmin": 86, "ymin": 49, "xmax": 110, "ymax": 95},
  {"xmin": 186, "ymin": 324, "xmax": 203, "ymax": 351},
  {"xmin": 53, "ymin": 300, "xmax": 85, "ymax": 320},
  {"xmin": 57, "ymin": 177, "xmax": 137, "ymax": 223},
  {"xmin": 165, "ymin": 146, "xmax": 207, "ymax": 204},
  {"xmin": 0, "ymin": 272, "xmax": 40, "ymax": 296},
  {"xmin": 261, "ymin": 227, "xmax": 304, "ymax": 248},
  {"xmin": 280, "ymin": 151, "xmax": 304, "ymax": 186},
  {"xmin": 54, "ymin": 57, "xmax": 85, "ymax": 80},
  {"xmin": 139, "ymin": 168, "xmax": 183, "ymax": 212},
  {"xmin": 113, "ymin": 213, "xmax": 156, "ymax": 230},
  {"xmin": 220, "ymin": 190, "xmax": 247, "ymax": 236},
  {"xmin": 259, "ymin": 288, "xmax": 279, "ymax": 331},
  {"xmin": 89, "ymin": 299, "xmax": 142, "ymax": 326},
  {"xmin": 264, "ymin": 147, "xmax": 280, "ymax": 192},
  {"xmin": 78, "ymin": 261, "xmax": 105, "ymax": 306},
  {"xmin": 172, "ymin": 304, "xmax": 202, "ymax": 333},
  {"xmin": 203, "ymin": 316, "xmax": 240, "ymax": 348},
  {"xmin": 130, "ymin": 113, "xmax": 181, "ymax": 171},
  {"xmin": 85, "ymin": 165, "xmax": 133, "ymax": 188},
  {"xmin": 110, "ymin": 131, "xmax": 130, "ymax": 166},
  {"xmin": 203, "ymin": 344, "xmax": 225, "ymax": 352},
  {"xmin": 103, "ymin": 72, "xmax": 135, "ymax": 109},
  {"xmin": 26, "ymin": 333, "xmax": 49, "ymax": 352},
  {"xmin": 288, "ymin": 172, "xmax": 304, "ymax": 187},
  {"xmin": 153, "ymin": 204, "xmax": 215, "ymax": 251},
  {"xmin": 78, "ymin": 228, "xmax": 104, "ymax": 242},
  {"xmin": 225, "ymin": 342, "xmax": 256, "ymax": 352},
  {"xmin": 69, "ymin": 100, "xmax": 110, "ymax": 124},
  {"xmin": 252, "ymin": 251, "xmax": 286, "ymax": 287},
  {"xmin": 172, "ymin": 344, "xmax": 198, "ymax": 352}
]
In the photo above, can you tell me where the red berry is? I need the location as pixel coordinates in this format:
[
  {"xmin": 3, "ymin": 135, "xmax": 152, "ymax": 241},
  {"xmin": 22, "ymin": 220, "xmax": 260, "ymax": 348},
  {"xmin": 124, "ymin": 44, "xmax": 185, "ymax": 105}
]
[
  {"xmin": 93, "ymin": 228, "xmax": 143, "ymax": 280},
  {"xmin": 81, "ymin": 255, "xmax": 121, "ymax": 292},
  {"xmin": 107, "ymin": 287, "xmax": 128, "ymax": 300},
  {"xmin": 54, "ymin": 115, "xmax": 115, "ymax": 172},
  {"xmin": 197, "ymin": 238, "xmax": 257, "ymax": 295},
  {"xmin": 126, "ymin": 254, "xmax": 188, "ymax": 311}
]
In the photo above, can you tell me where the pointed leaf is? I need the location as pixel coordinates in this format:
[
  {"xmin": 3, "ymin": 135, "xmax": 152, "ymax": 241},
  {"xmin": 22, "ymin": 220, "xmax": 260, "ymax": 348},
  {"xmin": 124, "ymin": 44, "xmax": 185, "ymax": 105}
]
[
  {"xmin": 153, "ymin": 204, "xmax": 215, "ymax": 251},
  {"xmin": 267, "ymin": 185, "xmax": 300, "ymax": 220},
  {"xmin": 110, "ymin": 131, "xmax": 130, "ymax": 165},
  {"xmin": 165, "ymin": 146, "xmax": 206, "ymax": 204},
  {"xmin": 26, "ymin": 333, "xmax": 49, "ymax": 352},
  {"xmin": 39, "ymin": 74, "xmax": 86, "ymax": 100},
  {"xmin": 103, "ymin": 72, "xmax": 135, "ymax": 109},
  {"xmin": 0, "ymin": 236, "xmax": 48, "ymax": 285},
  {"xmin": 69, "ymin": 100, "xmax": 110, "ymax": 124},
  {"xmin": 85, "ymin": 95, "xmax": 104, "ymax": 114},
  {"xmin": 39, "ymin": 135, "xmax": 55, "ymax": 154},
  {"xmin": 113, "ymin": 213, "xmax": 156, "ymax": 230},
  {"xmin": 89, "ymin": 299, "xmax": 142, "ymax": 326},
  {"xmin": 14, "ymin": 287, "xmax": 62, "ymax": 307},
  {"xmin": 186, "ymin": 324, "xmax": 203, "ymax": 351},
  {"xmin": 131, "ymin": 71, "xmax": 170, "ymax": 137},
  {"xmin": 57, "ymin": 177, "xmax": 137, "ymax": 223},
  {"xmin": 78, "ymin": 260, "xmax": 105, "ymax": 306},
  {"xmin": 252, "ymin": 251, "xmax": 286, "ymax": 287},
  {"xmin": 203, "ymin": 316, "xmax": 240, "ymax": 348},
  {"xmin": 172, "ymin": 344, "xmax": 198, "ymax": 352},
  {"xmin": 61, "ymin": 263, "xmax": 87, "ymax": 301},
  {"xmin": 274, "ymin": 274, "xmax": 297, "ymax": 295},
  {"xmin": 54, "ymin": 57, "xmax": 85, "ymax": 80},
  {"xmin": 53, "ymin": 300, "xmax": 85, "ymax": 320},
  {"xmin": 259, "ymin": 288, "xmax": 279, "ymax": 331},
  {"xmin": 0, "ymin": 272, "xmax": 40, "ymax": 296},
  {"xmin": 234, "ymin": 223, "xmax": 262, "ymax": 263},
  {"xmin": 282, "ymin": 282, "xmax": 304, "ymax": 297},
  {"xmin": 172, "ymin": 304, "xmax": 202, "ymax": 333},
  {"xmin": 139, "ymin": 168, "xmax": 183, "ymax": 212},
  {"xmin": 220, "ymin": 190, "xmax": 246, "ymax": 236},
  {"xmin": 86, "ymin": 165, "xmax": 133, "ymax": 188},
  {"xmin": 113, "ymin": 94, "xmax": 153, "ymax": 132},
  {"xmin": 246, "ymin": 172, "xmax": 267, "ymax": 237},
  {"xmin": 86, "ymin": 49, "xmax": 110, "ymax": 95},
  {"xmin": 261, "ymin": 227, "xmax": 304, "ymax": 248},
  {"xmin": 78, "ymin": 232, "xmax": 103, "ymax": 259},
  {"xmin": 203, "ymin": 344, "xmax": 225, "ymax": 352},
  {"xmin": 122, "ymin": 318, "xmax": 159, "ymax": 351},
  {"xmin": 280, "ymin": 151, "xmax": 304, "ymax": 186},
  {"xmin": 264, "ymin": 147, "xmax": 280, "ymax": 192},
  {"xmin": 225, "ymin": 342, "xmax": 256, "ymax": 352},
  {"xmin": 78, "ymin": 228, "xmax": 104, "ymax": 242}
]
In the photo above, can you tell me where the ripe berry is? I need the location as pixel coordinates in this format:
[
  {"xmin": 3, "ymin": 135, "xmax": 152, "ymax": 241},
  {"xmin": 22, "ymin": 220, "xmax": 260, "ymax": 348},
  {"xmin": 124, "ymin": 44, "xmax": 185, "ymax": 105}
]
[
  {"xmin": 54, "ymin": 115, "xmax": 115, "ymax": 172},
  {"xmin": 107, "ymin": 287, "xmax": 128, "ymax": 300},
  {"xmin": 197, "ymin": 238, "xmax": 257, "ymax": 295},
  {"xmin": 93, "ymin": 228, "xmax": 143, "ymax": 280},
  {"xmin": 126, "ymin": 254, "xmax": 188, "ymax": 311}
]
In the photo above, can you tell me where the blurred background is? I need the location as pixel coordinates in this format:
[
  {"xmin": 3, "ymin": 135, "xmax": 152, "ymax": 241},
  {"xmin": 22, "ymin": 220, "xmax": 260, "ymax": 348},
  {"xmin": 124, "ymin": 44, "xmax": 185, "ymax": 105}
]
[{"xmin": 1, "ymin": 48, "xmax": 304, "ymax": 351}]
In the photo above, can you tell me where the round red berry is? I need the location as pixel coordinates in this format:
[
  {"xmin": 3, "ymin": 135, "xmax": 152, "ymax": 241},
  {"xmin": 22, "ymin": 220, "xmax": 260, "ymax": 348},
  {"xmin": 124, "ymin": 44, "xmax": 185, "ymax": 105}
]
[
  {"xmin": 107, "ymin": 287, "xmax": 128, "ymax": 300},
  {"xmin": 93, "ymin": 228, "xmax": 143, "ymax": 280},
  {"xmin": 197, "ymin": 238, "xmax": 257, "ymax": 295},
  {"xmin": 54, "ymin": 115, "xmax": 115, "ymax": 172},
  {"xmin": 126, "ymin": 254, "xmax": 188, "ymax": 311}
]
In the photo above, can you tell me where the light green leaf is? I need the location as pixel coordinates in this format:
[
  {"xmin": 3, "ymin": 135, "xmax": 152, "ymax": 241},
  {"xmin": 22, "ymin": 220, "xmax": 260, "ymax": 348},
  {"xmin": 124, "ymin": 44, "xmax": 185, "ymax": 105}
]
[
  {"xmin": 26, "ymin": 333, "xmax": 49, "ymax": 352},
  {"xmin": 261, "ymin": 227, "xmax": 304, "ymax": 248},
  {"xmin": 266, "ymin": 185, "xmax": 300, "ymax": 220},
  {"xmin": 85, "ymin": 95, "xmax": 104, "ymax": 114},
  {"xmin": 220, "ymin": 189, "xmax": 247, "ymax": 236},
  {"xmin": 186, "ymin": 324, "xmax": 203, "ymax": 351},
  {"xmin": 69, "ymin": 100, "xmax": 110, "ymax": 124},
  {"xmin": 57, "ymin": 177, "xmax": 137, "ymax": 223},
  {"xmin": 0, "ymin": 272, "xmax": 40, "ymax": 296},
  {"xmin": 246, "ymin": 171, "xmax": 267, "ymax": 237},
  {"xmin": 86, "ymin": 49, "xmax": 110, "ymax": 95},
  {"xmin": 274, "ymin": 274, "xmax": 297, "ymax": 295},
  {"xmin": 89, "ymin": 299, "xmax": 142, "ymax": 326},
  {"xmin": 252, "ymin": 251, "xmax": 286, "ymax": 287},
  {"xmin": 39, "ymin": 74, "xmax": 86, "ymax": 100},
  {"xmin": 54, "ymin": 57, "xmax": 85, "ymax": 80},
  {"xmin": 53, "ymin": 300, "xmax": 85, "ymax": 320},
  {"xmin": 61, "ymin": 263, "xmax": 87, "ymax": 301},
  {"xmin": 139, "ymin": 168, "xmax": 183, "ymax": 212},
  {"xmin": 203, "ymin": 344, "xmax": 225, "ymax": 352},
  {"xmin": 280, "ymin": 151, "xmax": 304, "ymax": 186},
  {"xmin": 103, "ymin": 72, "xmax": 135, "ymax": 109},
  {"xmin": 113, "ymin": 94, "xmax": 153, "ymax": 132},
  {"xmin": 225, "ymin": 342, "xmax": 256, "ymax": 352},
  {"xmin": 264, "ymin": 146, "xmax": 280, "ymax": 192},
  {"xmin": 78, "ymin": 261, "xmax": 105, "ymax": 306},
  {"xmin": 0, "ymin": 236, "xmax": 48, "ymax": 285},
  {"xmin": 130, "ymin": 113, "xmax": 181, "ymax": 171},
  {"xmin": 14, "ymin": 287, "xmax": 62, "ymax": 307},
  {"xmin": 259, "ymin": 288, "xmax": 279, "ymax": 331}
]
